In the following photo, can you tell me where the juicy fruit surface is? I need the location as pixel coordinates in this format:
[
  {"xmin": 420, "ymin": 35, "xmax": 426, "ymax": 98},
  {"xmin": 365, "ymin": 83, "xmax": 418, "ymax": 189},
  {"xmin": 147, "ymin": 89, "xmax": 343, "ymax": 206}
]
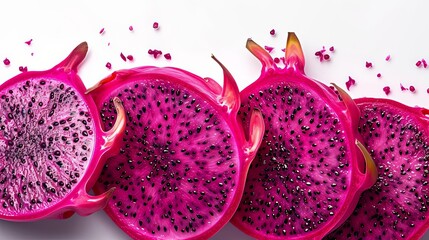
[
  {"xmin": 236, "ymin": 82, "xmax": 351, "ymax": 237},
  {"xmin": 96, "ymin": 79, "xmax": 240, "ymax": 238},
  {"xmin": 0, "ymin": 79, "xmax": 94, "ymax": 215},
  {"xmin": 327, "ymin": 102, "xmax": 429, "ymax": 239}
]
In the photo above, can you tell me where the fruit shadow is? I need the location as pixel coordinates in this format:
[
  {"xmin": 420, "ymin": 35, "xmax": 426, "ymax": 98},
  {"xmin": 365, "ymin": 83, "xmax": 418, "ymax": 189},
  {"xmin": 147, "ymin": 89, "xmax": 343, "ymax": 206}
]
[
  {"xmin": 0, "ymin": 210, "xmax": 115, "ymax": 240},
  {"xmin": 0, "ymin": 214, "xmax": 96, "ymax": 240}
]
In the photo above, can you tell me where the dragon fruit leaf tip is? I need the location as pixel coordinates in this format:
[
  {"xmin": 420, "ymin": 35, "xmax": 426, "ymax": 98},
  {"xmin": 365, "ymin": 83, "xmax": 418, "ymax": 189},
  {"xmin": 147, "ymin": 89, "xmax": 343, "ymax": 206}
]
[
  {"xmin": 331, "ymin": 83, "xmax": 378, "ymax": 184},
  {"xmin": 54, "ymin": 42, "xmax": 88, "ymax": 72},
  {"xmin": 331, "ymin": 83, "xmax": 361, "ymax": 127},
  {"xmin": 212, "ymin": 54, "xmax": 264, "ymax": 164},
  {"xmin": 100, "ymin": 97, "xmax": 126, "ymax": 151},
  {"xmin": 355, "ymin": 140, "xmax": 378, "ymax": 188},
  {"xmin": 232, "ymin": 33, "xmax": 377, "ymax": 239},
  {"xmin": 285, "ymin": 32, "xmax": 305, "ymax": 72},
  {"xmin": 0, "ymin": 42, "xmax": 125, "ymax": 221},
  {"xmin": 211, "ymin": 54, "xmax": 240, "ymax": 114},
  {"xmin": 246, "ymin": 38, "xmax": 276, "ymax": 71}
]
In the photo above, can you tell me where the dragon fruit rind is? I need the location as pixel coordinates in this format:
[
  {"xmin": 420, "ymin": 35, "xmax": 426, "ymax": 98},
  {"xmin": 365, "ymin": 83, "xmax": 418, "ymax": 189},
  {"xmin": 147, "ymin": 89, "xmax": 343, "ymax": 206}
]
[
  {"xmin": 88, "ymin": 56, "xmax": 264, "ymax": 239},
  {"xmin": 0, "ymin": 42, "xmax": 125, "ymax": 221},
  {"xmin": 231, "ymin": 33, "xmax": 378, "ymax": 239}
]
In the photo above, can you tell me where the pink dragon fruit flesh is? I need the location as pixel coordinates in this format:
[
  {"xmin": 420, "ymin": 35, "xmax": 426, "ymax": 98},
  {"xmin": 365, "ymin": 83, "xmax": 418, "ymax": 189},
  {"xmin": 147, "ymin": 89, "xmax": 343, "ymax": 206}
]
[
  {"xmin": 0, "ymin": 42, "xmax": 126, "ymax": 221},
  {"xmin": 87, "ymin": 57, "xmax": 264, "ymax": 239},
  {"xmin": 326, "ymin": 98, "xmax": 429, "ymax": 239},
  {"xmin": 231, "ymin": 32, "xmax": 378, "ymax": 239}
]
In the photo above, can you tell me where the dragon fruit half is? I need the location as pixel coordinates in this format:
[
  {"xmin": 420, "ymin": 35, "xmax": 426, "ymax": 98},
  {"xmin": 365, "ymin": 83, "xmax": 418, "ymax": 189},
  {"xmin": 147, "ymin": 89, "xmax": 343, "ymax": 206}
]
[
  {"xmin": 0, "ymin": 42, "xmax": 125, "ymax": 221},
  {"xmin": 231, "ymin": 33, "xmax": 378, "ymax": 239},
  {"xmin": 326, "ymin": 98, "xmax": 429, "ymax": 239},
  {"xmin": 87, "ymin": 57, "xmax": 264, "ymax": 239}
]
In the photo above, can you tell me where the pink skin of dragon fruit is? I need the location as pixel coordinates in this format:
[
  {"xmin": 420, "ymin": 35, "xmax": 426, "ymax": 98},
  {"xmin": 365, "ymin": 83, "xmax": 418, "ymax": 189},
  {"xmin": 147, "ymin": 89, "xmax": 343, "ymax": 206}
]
[
  {"xmin": 231, "ymin": 33, "xmax": 378, "ymax": 239},
  {"xmin": 0, "ymin": 42, "xmax": 126, "ymax": 221},
  {"xmin": 326, "ymin": 98, "xmax": 429, "ymax": 240},
  {"xmin": 87, "ymin": 57, "xmax": 264, "ymax": 239}
]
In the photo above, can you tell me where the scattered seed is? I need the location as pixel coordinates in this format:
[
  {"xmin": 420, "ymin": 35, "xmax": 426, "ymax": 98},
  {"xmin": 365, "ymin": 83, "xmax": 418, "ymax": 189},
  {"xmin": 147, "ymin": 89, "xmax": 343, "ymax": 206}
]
[
  {"xmin": 153, "ymin": 22, "xmax": 159, "ymax": 29},
  {"xmin": 3, "ymin": 58, "xmax": 10, "ymax": 66},
  {"xmin": 106, "ymin": 62, "xmax": 112, "ymax": 69},
  {"xmin": 410, "ymin": 85, "xmax": 416, "ymax": 92},
  {"xmin": 270, "ymin": 29, "xmax": 276, "ymax": 36},
  {"xmin": 99, "ymin": 28, "xmax": 105, "ymax": 34},
  {"xmin": 127, "ymin": 55, "xmax": 134, "ymax": 61},
  {"xmin": 129, "ymin": 25, "xmax": 134, "ymax": 31},
  {"xmin": 329, "ymin": 46, "xmax": 335, "ymax": 52},
  {"xmin": 377, "ymin": 73, "xmax": 381, "ymax": 78}
]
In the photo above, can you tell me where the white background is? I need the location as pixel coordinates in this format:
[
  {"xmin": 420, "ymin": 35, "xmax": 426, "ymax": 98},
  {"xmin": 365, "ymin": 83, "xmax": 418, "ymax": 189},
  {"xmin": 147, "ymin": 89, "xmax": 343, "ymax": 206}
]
[{"xmin": 0, "ymin": 0, "xmax": 428, "ymax": 239}]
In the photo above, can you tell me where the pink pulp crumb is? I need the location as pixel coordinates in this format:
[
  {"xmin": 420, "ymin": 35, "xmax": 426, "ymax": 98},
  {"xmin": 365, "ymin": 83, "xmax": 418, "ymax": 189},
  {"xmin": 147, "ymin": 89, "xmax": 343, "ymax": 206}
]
[
  {"xmin": 129, "ymin": 26, "xmax": 134, "ymax": 31},
  {"xmin": 315, "ymin": 47, "xmax": 328, "ymax": 62},
  {"xmin": 127, "ymin": 55, "xmax": 134, "ymax": 61},
  {"xmin": 416, "ymin": 59, "xmax": 427, "ymax": 68},
  {"xmin": 365, "ymin": 61, "xmax": 373, "ymax": 68},
  {"xmin": 377, "ymin": 73, "xmax": 382, "ymax": 78},
  {"xmin": 383, "ymin": 86, "xmax": 391, "ymax": 95},
  {"xmin": 153, "ymin": 22, "xmax": 159, "ymax": 29},
  {"xmin": 25, "ymin": 39, "xmax": 33, "ymax": 46},
  {"xmin": 345, "ymin": 76, "xmax": 356, "ymax": 91},
  {"xmin": 385, "ymin": 55, "xmax": 391, "ymax": 61},
  {"xmin": 416, "ymin": 60, "xmax": 422, "ymax": 67},
  {"xmin": 410, "ymin": 85, "xmax": 416, "ymax": 92},
  {"xmin": 400, "ymin": 83, "xmax": 408, "ymax": 91},
  {"xmin": 264, "ymin": 46, "xmax": 274, "ymax": 53},
  {"xmin": 99, "ymin": 28, "xmax": 105, "ymax": 34},
  {"xmin": 106, "ymin": 62, "xmax": 112, "ymax": 69},
  {"xmin": 164, "ymin": 53, "xmax": 172, "ymax": 60},
  {"xmin": 329, "ymin": 46, "xmax": 335, "ymax": 52},
  {"xmin": 270, "ymin": 29, "xmax": 276, "ymax": 36},
  {"xmin": 120, "ymin": 52, "xmax": 127, "ymax": 61},
  {"xmin": 3, "ymin": 58, "xmax": 10, "ymax": 66},
  {"xmin": 19, "ymin": 66, "xmax": 27, "ymax": 72},
  {"xmin": 148, "ymin": 49, "xmax": 163, "ymax": 59}
]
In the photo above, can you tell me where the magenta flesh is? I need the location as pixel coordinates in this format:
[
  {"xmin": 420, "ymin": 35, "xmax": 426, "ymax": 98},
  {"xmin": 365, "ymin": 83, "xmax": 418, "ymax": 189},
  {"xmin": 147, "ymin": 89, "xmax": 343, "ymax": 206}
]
[
  {"xmin": 89, "ymin": 59, "xmax": 264, "ymax": 239},
  {"xmin": 326, "ymin": 98, "xmax": 429, "ymax": 239},
  {"xmin": 231, "ymin": 33, "xmax": 377, "ymax": 239},
  {"xmin": 0, "ymin": 43, "xmax": 126, "ymax": 221}
]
